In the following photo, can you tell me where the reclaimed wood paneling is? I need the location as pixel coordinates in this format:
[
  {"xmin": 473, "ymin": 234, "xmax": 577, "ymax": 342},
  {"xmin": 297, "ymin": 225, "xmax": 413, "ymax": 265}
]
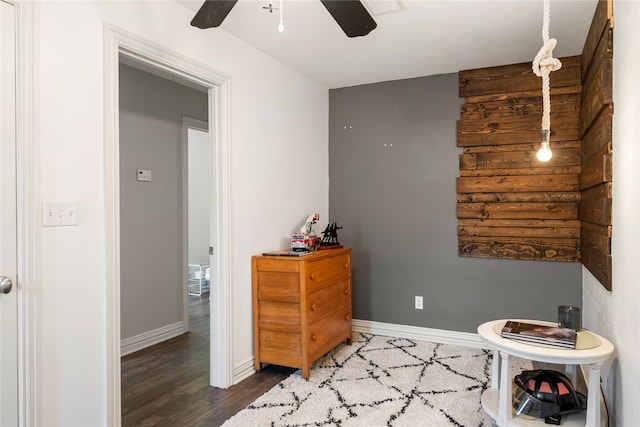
[
  {"xmin": 459, "ymin": 148, "xmax": 580, "ymax": 172},
  {"xmin": 579, "ymin": 0, "xmax": 613, "ymax": 290},
  {"xmin": 457, "ymin": 193, "xmax": 581, "ymax": 203},
  {"xmin": 579, "ymin": 144, "xmax": 612, "ymax": 190},
  {"xmin": 581, "ymin": 222, "xmax": 611, "ymax": 254},
  {"xmin": 457, "ymin": 110, "xmax": 579, "ymax": 147},
  {"xmin": 458, "ymin": 219, "xmax": 580, "ymax": 239},
  {"xmin": 457, "ymin": 0, "xmax": 613, "ymax": 274},
  {"xmin": 581, "ymin": 181, "xmax": 612, "ymax": 201},
  {"xmin": 580, "ymin": 182, "xmax": 613, "ymax": 228},
  {"xmin": 580, "ymin": 198, "xmax": 612, "ymax": 225},
  {"xmin": 582, "ymin": 106, "xmax": 612, "ymax": 161},
  {"xmin": 457, "ymin": 202, "xmax": 578, "ymax": 220},
  {"xmin": 457, "ymin": 175, "xmax": 579, "ymax": 193},
  {"xmin": 458, "ymin": 56, "xmax": 582, "ymax": 262},
  {"xmin": 459, "ymin": 56, "xmax": 582, "ymax": 98},
  {"xmin": 580, "ymin": 27, "xmax": 613, "ymax": 133},
  {"xmin": 581, "ymin": 239, "xmax": 612, "ymax": 289},
  {"xmin": 462, "ymin": 140, "xmax": 580, "ymax": 154},
  {"xmin": 460, "ymin": 89, "xmax": 581, "ymax": 120},
  {"xmin": 459, "ymin": 237, "xmax": 580, "ymax": 262},
  {"xmin": 581, "ymin": 0, "xmax": 614, "ymax": 79}
]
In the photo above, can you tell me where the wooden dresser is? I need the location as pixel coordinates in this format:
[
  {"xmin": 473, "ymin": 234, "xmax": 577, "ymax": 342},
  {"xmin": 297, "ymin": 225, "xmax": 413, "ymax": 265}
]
[{"xmin": 252, "ymin": 248, "xmax": 352, "ymax": 379}]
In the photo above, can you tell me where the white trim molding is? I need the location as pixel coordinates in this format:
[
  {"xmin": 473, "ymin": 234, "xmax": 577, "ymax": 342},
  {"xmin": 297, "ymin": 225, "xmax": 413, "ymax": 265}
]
[
  {"xmin": 11, "ymin": 0, "xmax": 38, "ymax": 425},
  {"xmin": 120, "ymin": 322, "xmax": 186, "ymax": 357},
  {"xmin": 352, "ymin": 319, "xmax": 488, "ymax": 349},
  {"xmin": 233, "ymin": 358, "xmax": 258, "ymax": 384},
  {"xmin": 104, "ymin": 23, "xmax": 233, "ymax": 426}
]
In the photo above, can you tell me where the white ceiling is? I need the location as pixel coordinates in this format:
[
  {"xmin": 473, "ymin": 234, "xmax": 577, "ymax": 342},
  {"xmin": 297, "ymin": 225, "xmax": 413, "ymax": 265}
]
[{"xmin": 180, "ymin": 0, "xmax": 598, "ymax": 89}]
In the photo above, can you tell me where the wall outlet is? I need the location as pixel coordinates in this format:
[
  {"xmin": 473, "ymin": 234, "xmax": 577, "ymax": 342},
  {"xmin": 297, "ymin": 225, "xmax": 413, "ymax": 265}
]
[{"xmin": 415, "ymin": 296, "xmax": 423, "ymax": 310}]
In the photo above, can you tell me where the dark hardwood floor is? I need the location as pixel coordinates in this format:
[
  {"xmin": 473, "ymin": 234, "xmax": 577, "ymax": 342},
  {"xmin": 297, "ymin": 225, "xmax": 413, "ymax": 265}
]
[{"xmin": 121, "ymin": 294, "xmax": 295, "ymax": 426}]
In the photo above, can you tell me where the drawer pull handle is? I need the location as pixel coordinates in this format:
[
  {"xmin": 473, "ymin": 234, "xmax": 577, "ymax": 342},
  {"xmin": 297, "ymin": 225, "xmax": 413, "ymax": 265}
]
[
  {"xmin": 311, "ymin": 303, "xmax": 316, "ymax": 311},
  {"xmin": 310, "ymin": 272, "xmax": 316, "ymax": 280},
  {"xmin": 344, "ymin": 263, "xmax": 348, "ymax": 269},
  {"xmin": 344, "ymin": 315, "xmax": 351, "ymax": 321},
  {"xmin": 344, "ymin": 289, "xmax": 350, "ymax": 295},
  {"xmin": 311, "ymin": 334, "xmax": 317, "ymax": 341}
]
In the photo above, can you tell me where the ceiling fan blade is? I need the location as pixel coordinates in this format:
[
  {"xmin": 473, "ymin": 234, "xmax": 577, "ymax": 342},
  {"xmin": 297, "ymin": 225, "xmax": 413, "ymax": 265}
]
[
  {"xmin": 191, "ymin": 0, "xmax": 238, "ymax": 29},
  {"xmin": 320, "ymin": 0, "xmax": 377, "ymax": 38}
]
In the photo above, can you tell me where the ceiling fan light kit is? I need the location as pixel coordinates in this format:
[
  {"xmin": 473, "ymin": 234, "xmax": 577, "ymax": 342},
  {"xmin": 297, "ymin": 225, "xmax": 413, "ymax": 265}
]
[{"xmin": 191, "ymin": 0, "xmax": 377, "ymax": 38}]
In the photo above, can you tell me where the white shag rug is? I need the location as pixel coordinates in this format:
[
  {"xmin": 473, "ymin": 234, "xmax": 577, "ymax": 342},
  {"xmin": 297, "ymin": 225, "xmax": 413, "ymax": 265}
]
[{"xmin": 223, "ymin": 333, "xmax": 532, "ymax": 427}]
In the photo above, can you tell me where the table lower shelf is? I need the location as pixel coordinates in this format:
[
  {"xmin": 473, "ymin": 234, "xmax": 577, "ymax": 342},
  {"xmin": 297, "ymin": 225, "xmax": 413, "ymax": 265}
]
[{"xmin": 482, "ymin": 388, "xmax": 594, "ymax": 427}]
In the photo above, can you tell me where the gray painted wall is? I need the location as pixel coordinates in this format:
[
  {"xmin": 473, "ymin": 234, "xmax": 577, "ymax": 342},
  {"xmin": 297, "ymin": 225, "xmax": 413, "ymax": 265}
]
[
  {"xmin": 329, "ymin": 73, "xmax": 582, "ymax": 333},
  {"xmin": 119, "ymin": 63, "xmax": 207, "ymax": 340}
]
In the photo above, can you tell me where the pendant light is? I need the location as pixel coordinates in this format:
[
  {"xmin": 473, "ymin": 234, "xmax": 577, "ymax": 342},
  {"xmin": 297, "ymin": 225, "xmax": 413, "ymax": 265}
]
[
  {"xmin": 532, "ymin": 0, "xmax": 562, "ymax": 163},
  {"xmin": 278, "ymin": 0, "xmax": 284, "ymax": 32}
]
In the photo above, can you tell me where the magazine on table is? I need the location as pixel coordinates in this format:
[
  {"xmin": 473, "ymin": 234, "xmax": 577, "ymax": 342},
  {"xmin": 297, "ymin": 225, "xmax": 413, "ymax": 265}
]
[{"xmin": 501, "ymin": 320, "xmax": 577, "ymax": 348}]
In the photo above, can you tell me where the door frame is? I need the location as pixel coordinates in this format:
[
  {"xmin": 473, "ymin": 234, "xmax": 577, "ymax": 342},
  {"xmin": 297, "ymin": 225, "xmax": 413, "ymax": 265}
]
[
  {"xmin": 1, "ymin": 1, "xmax": 19, "ymax": 425},
  {"xmin": 103, "ymin": 24, "xmax": 233, "ymax": 425},
  {"xmin": 4, "ymin": 0, "xmax": 37, "ymax": 425}
]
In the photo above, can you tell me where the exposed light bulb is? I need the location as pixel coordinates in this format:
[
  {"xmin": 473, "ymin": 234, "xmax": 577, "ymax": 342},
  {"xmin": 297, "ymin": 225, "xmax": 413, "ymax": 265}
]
[{"xmin": 537, "ymin": 141, "xmax": 552, "ymax": 162}]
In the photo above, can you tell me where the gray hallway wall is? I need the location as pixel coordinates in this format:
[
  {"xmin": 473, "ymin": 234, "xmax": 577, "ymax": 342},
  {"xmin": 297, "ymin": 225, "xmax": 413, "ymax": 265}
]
[{"xmin": 329, "ymin": 73, "xmax": 582, "ymax": 333}]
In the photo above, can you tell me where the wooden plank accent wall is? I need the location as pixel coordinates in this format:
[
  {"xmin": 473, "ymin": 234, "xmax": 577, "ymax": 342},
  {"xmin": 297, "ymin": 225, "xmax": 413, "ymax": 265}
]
[
  {"xmin": 457, "ymin": 56, "xmax": 582, "ymax": 262},
  {"xmin": 456, "ymin": 0, "xmax": 614, "ymax": 290},
  {"xmin": 580, "ymin": 0, "xmax": 614, "ymax": 290}
]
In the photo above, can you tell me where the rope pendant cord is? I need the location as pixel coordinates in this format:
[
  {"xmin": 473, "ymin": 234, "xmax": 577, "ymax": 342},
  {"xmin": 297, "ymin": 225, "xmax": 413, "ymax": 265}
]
[
  {"xmin": 532, "ymin": 0, "xmax": 561, "ymax": 161},
  {"xmin": 278, "ymin": 0, "xmax": 284, "ymax": 32}
]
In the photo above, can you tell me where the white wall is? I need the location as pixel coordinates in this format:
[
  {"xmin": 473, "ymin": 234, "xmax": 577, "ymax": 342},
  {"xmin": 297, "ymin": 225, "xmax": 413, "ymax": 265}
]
[
  {"xmin": 582, "ymin": 1, "xmax": 640, "ymax": 426},
  {"xmin": 35, "ymin": 1, "xmax": 328, "ymax": 425}
]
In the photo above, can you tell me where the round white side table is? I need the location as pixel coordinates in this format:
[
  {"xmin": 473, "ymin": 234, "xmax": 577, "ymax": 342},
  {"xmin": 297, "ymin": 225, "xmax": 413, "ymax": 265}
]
[{"xmin": 477, "ymin": 319, "xmax": 614, "ymax": 427}]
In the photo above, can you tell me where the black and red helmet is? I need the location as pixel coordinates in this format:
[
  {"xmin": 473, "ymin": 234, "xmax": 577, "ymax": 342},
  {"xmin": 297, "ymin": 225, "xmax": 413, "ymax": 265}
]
[{"xmin": 512, "ymin": 370, "xmax": 587, "ymax": 425}]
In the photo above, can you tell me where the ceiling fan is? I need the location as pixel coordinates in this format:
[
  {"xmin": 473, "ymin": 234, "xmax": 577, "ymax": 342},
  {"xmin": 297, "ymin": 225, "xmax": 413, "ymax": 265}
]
[{"xmin": 190, "ymin": 0, "xmax": 377, "ymax": 38}]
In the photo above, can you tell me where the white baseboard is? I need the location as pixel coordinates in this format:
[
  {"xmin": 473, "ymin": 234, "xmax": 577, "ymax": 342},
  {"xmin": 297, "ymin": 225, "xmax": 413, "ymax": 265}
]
[
  {"xmin": 234, "ymin": 357, "xmax": 257, "ymax": 384},
  {"xmin": 352, "ymin": 319, "xmax": 488, "ymax": 349},
  {"xmin": 121, "ymin": 321, "xmax": 185, "ymax": 356}
]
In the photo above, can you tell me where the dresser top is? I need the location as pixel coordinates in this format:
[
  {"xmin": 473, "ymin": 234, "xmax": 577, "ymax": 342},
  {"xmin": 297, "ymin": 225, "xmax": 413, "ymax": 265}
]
[{"xmin": 255, "ymin": 247, "xmax": 351, "ymax": 261}]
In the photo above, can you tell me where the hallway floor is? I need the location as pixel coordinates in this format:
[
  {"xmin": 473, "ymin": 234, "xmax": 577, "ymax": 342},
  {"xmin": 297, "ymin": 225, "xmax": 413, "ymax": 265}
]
[{"xmin": 121, "ymin": 294, "xmax": 295, "ymax": 426}]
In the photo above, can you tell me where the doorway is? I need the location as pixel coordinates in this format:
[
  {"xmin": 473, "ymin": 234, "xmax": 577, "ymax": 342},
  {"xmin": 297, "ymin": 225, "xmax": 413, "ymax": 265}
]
[
  {"xmin": 104, "ymin": 25, "xmax": 233, "ymax": 425},
  {"xmin": 184, "ymin": 119, "xmax": 210, "ymax": 334},
  {"xmin": 118, "ymin": 60, "xmax": 208, "ymax": 355}
]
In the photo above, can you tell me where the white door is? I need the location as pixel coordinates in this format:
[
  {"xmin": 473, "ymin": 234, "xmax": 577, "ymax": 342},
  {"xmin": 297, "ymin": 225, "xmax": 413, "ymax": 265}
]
[{"xmin": 0, "ymin": 0, "xmax": 19, "ymax": 425}]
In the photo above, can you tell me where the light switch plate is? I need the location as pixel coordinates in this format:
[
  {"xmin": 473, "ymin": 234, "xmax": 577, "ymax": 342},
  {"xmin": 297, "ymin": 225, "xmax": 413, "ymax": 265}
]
[{"xmin": 43, "ymin": 200, "xmax": 77, "ymax": 227}]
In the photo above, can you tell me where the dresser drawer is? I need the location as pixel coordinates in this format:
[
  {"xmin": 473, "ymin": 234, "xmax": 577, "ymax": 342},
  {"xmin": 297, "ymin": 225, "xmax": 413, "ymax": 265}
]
[
  {"xmin": 256, "ymin": 271, "xmax": 300, "ymax": 303},
  {"xmin": 307, "ymin": 305, "xmax": 351, "ymax": 357},
  {"xmin": 258, "ymin": 330, "xmax": 302, "ymax": 367},
  {"xmin": 258, "ymin": 301, "xmax": 301, "ymax": 333},
  {"xmin": 306, "ymin": 254, "xmax": 350, "ymax": 293},
  {"xmin": 256, "ymin": 257, "xmax": 300, "ymax": 273},
  {"xmin": 306, "ymin": 280, "xmax": 350, "ymax": 324}
]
